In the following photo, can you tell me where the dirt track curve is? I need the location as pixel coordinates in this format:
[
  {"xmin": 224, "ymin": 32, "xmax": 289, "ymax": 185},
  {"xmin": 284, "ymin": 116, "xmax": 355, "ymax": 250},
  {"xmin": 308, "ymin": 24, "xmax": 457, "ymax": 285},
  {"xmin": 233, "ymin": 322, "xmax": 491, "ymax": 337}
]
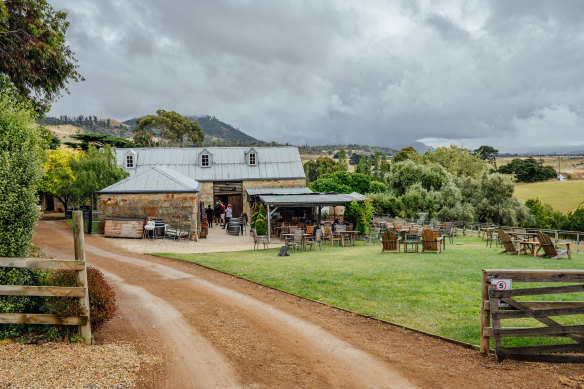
[{"xmin": 33, "ymin": 220, "xmax": 582, "ymax": 388}]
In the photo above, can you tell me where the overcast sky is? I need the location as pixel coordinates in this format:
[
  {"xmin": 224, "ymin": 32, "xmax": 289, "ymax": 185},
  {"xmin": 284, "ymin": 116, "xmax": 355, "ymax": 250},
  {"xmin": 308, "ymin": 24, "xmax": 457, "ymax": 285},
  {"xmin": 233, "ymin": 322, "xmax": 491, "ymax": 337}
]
[{"xmin": 49, "ymin": 0, "xmax": 584, "ymax": 153}]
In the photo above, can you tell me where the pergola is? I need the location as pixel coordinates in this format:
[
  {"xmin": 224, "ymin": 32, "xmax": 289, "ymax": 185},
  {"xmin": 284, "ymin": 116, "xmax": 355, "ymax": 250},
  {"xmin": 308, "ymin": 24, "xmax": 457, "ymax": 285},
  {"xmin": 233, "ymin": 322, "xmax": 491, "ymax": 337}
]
[{"xmin": 257, "ymin": 192, "xmax": 367, "ymax": 243}]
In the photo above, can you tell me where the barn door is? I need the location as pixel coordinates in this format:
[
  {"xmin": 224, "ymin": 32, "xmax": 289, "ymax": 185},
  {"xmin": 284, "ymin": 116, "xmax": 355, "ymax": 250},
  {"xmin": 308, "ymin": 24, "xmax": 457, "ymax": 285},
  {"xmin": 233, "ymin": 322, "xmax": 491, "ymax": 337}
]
[{"xmin": 228, "ymin": 195, "xmax": 243, "ymax": 218}]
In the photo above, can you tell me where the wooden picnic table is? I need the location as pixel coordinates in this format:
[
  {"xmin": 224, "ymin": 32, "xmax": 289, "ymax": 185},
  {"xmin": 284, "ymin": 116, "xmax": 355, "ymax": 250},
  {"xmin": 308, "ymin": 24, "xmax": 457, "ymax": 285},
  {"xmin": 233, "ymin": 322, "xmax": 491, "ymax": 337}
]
[
  {"xmin": 338, "ymin": 230, "xmax": 357, "ymax": 247},
  {"xmin": 507, "ymin": 231, "xmax": 538, "ymax": 242},
  {"xmin": 519, "ymin": 241, "xmax": 541, "ymax": 256}
]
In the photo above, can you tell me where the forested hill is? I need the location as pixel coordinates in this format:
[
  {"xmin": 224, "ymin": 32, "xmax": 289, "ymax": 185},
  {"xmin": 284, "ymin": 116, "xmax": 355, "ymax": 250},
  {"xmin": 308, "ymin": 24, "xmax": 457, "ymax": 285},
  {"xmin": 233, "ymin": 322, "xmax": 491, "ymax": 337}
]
[{"xmin": 38, "ymin": 116, "xmax": 134, "ymax": 138}]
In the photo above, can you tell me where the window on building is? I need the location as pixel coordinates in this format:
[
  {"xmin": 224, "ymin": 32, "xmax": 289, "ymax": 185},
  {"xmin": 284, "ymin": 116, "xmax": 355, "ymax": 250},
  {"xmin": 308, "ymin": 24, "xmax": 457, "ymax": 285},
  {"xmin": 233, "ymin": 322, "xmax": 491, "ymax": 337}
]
[
  {"xmin": 126, "ymin": 155, "xmax": 134, "ymax": 168},
  {"xmin": 201, "ymin": 154, "xmax": 210, "ymax": 167},
  {"xmin": 249, "ymin": 153, "xmax": 256, "ymax": 166}
]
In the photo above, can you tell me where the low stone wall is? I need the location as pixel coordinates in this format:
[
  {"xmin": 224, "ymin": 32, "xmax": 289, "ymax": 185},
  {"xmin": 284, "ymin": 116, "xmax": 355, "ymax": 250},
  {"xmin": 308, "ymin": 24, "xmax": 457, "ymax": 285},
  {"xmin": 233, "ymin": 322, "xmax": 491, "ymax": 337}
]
[{"xmin": 97, "ymin": 192, "xmax": 199, "ymax": 229}]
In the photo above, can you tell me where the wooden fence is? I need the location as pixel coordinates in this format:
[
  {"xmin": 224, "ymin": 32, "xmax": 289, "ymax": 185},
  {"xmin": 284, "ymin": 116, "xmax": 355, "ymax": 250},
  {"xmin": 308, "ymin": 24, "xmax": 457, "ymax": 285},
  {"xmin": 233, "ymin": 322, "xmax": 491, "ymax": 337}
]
[
  {"xmin": 481, "ymin": 269, "xmax": 584, "ymax": 361},
  {"xmin": 0, "ymin": 211, "xmax": 92, "ymax": 344}
]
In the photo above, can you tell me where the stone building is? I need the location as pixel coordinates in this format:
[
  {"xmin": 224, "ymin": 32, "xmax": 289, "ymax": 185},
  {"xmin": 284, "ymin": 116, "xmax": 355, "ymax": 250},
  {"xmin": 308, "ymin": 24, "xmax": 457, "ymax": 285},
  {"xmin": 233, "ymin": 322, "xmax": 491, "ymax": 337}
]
[
  {"xmin": 96, "ymin": 166, "xmax": 202, "ymax": 229},
  {"xmin": 114, "ymin": 147, "xmax": 306, "ymax": 218}
]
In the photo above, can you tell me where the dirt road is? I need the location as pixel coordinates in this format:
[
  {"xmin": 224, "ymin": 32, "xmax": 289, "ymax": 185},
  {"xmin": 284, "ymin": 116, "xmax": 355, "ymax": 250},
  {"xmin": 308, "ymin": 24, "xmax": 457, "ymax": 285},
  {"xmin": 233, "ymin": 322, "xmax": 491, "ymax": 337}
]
[{"xmin": 33, "ymin": 220, "xmax": 581, "ymax": 388}]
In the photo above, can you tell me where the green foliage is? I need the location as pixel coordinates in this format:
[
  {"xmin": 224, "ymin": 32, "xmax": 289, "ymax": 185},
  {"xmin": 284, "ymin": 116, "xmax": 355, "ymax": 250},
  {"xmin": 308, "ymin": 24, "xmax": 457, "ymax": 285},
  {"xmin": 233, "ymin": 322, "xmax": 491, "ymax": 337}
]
[
  {"xmin": 337, "ymin": 147, "xmax": 348, "ymax": 171},
  {"xmin": 350, "ymin": 173, "xmax": 370, "ymax": 194},
  {"xmin": 368, "ymin": 193, "xmax": 401, "ymax": 217},
  {"xmin": 0, "ymin": 90, "xmax": 42, "ymax": 257},
  {"xmin": 564, "ymin": 204, "xmax": 584, "ymax": 232},
  {"xmin": 498, "ymin": 157, "xmax": 557, "ymax": 183},
  {"xmin": 368, "ymin": 181, "xmax": 387, "ymax": 194},
  {"xmin": 133, "ymin": 110, "xmax": 204, "ymax": 147},
  {"xmin": 473, "ymin": 145, "xmax": 498, "ymax": 169},
  {"xmin": 69, "ymin": 145, "xmax": 129, "ymax": 206},
  {"xmin": 524, "ymin": 199, "xmax": 567, "ymax": 230},
  {"xmin": 46, "ymin": 267, "xmax": 117, "ymax": 331},
  {"xmin": 251, "ymin": 204, "xmax": 267, "ymax": 232},
  {"xmin": 255, "ymin": 218, "xmax": 268, "ymax": 236},
  {"xmin": 343, "ymin": 199, "xmax": 373, "ymax": 233},
  {"xmin": 310, "ymin": 171, "xmax": 378, "ymax": 195},
  {"xmin": 0, "ymin": 1, "xmax": 82, "ymax": 113},
  {"xmin": 40, "ymin": 147, "xmax": 79, "ymax": 211},
  {"xmin": 386, "ymin": 160, "xmax": 426, "ymax": 196},
  {"xmin": 65, "ymin": 133, "xmax": 140, "ymax": 150},
  {"xmin": 303, "ymin": 156, "xmax": 339, "ymax": 184},
  {"xmin": 422, "ymin": 145, "xmax": 487, "ymax": 178},
  {"xmin": 391, "ymin": 147, "xmax": 419, "ymax": 163}
]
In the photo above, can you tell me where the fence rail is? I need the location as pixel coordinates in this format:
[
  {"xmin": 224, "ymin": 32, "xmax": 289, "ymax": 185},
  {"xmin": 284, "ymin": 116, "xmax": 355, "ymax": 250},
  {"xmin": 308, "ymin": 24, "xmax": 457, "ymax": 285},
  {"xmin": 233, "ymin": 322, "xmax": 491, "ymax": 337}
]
[
  {"xmin": 481, "ymin": 269, "xmax": 584, "ymax": 361},
  {"xmin": 0, "ymin": 211, "xmax": 92, "ymax": 344}
]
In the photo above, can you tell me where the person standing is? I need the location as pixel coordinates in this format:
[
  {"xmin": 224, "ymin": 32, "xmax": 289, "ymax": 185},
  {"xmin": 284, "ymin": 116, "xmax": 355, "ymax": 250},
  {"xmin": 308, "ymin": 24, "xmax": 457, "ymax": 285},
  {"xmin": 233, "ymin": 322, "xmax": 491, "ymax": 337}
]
[
  {"xmin": 214, "ymin": 201, "xmax": 221, "ymax": 225},
  {"xmin": 220, "ymin": 202, "xmax": 226, "ymax": 228},
  {"xmin": 205, "ymin": 205, "xmax": 214, "ymax": 228},
  {"xmin": 224, "ymin": 204, "xmax": 232, "ymax": 230}
]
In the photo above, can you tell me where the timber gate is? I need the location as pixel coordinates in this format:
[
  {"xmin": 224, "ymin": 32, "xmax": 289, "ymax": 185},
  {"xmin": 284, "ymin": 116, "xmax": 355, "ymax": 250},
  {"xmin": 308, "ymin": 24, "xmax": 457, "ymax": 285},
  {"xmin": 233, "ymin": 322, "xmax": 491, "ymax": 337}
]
[
  {"xmin": 481, "ymin": 269, "xmax": 584, "ymax": 361},
  {"xmin": 0, "ymin": 211, "xmax": 92, "ymax": 344}
]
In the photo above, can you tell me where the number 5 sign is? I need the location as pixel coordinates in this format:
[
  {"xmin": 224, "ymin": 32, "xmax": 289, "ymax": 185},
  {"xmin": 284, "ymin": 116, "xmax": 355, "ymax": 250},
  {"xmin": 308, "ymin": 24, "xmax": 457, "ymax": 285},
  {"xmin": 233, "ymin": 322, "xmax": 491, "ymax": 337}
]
[{"xmin": 491, "ymin": 278, "xmax": 512, "ymax": 307}]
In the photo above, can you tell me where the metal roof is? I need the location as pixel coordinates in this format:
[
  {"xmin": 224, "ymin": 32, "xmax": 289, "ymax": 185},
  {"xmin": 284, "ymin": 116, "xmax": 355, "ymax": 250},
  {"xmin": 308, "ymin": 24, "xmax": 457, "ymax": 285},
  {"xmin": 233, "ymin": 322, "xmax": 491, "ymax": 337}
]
[
  {"xmin": 97, "ymin": 166, "xmax": 202, "ymax": 194},
  {"xmin": 258, "ymin": 192, "xmax": 367, "ymax": 207},
  {"xmin": 116, "ymin": 147, "xmax": 305, "ymax": 181},
  {"xmin": 246, "ymin": 187, "xmax": 313, "ymax": 196}
]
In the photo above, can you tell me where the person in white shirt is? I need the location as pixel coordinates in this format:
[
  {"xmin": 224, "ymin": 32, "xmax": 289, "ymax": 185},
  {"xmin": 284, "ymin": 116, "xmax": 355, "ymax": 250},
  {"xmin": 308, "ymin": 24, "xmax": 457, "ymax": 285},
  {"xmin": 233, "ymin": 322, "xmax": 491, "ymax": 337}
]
[{"xmin": 224, "ymin": 204, "xmax": 233, "ymax": 229}]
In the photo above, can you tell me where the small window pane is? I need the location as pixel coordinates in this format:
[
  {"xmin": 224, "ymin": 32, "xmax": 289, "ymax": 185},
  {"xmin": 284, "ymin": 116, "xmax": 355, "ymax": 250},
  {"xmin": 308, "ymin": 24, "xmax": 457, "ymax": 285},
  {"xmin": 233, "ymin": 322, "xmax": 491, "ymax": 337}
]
[
  {"xmin": 249, "ymin": 153, "xmax": 256, "ymax": 165},
  {"xmin": 201, "ymin": 154, "xmax": 209, "ymax": 167},
  {"xmin": 126, "ymin": 155, "xmax": 134, "ymax": 168}
]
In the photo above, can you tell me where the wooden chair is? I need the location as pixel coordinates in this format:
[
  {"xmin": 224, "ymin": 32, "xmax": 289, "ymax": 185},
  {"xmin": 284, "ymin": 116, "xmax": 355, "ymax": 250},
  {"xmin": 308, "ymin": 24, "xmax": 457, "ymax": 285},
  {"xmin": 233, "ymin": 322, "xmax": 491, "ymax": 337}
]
[
  {"xmin": 305, "ymin": 225, "xmax": 315, "ymax": 235},
  {"xmin": 537, "ymin": 232, "xmax": 571, "ymax": 259},
  {"xmin": 324, "ymin": 227, "xmax": 341, "ymax": 247},
  {"xmin": 498, "ymin": 230, "xmax": 519, "ymax": 255},
  {"xmin": 291, "ymin": 229, "xmax": 304, "ymax": 252},
  {"xmin": 305, "ymin": 229, "xmax": 322, "ymax": 251},
  {"xmin": 252, "ymin": 230, "xmax": 268, "ymax": 250},
  {"xmin": 381, "ymin": 230, "xmax": 401, "ymax": 253},
  {"xmin": 421, "ymin": 229, "xmax": 443, "ymax": 253}
]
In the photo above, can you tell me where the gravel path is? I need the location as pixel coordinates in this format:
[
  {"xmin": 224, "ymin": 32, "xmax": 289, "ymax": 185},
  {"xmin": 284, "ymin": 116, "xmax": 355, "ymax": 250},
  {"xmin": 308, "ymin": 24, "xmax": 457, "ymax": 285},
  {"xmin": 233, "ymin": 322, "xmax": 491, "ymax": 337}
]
[
  {"xmin": 30, "ymin": 220, "xmax": 584, "ymax": 388},
  {"xmin": 0, "ymin": 342, "xmax": 161, "ymax": 388},
  {"xmin": 100, "ymin": 225, "xmax": 259, "ymax": 254}
]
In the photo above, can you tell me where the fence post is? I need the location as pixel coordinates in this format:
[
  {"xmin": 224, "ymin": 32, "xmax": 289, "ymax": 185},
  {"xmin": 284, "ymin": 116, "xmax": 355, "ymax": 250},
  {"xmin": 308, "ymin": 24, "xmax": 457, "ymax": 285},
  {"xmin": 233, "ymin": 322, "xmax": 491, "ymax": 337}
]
[
  {"xmin": 480, "ymin": 270, "xmax": 490, "ymax": 354},
  {"xmin": 73, "ymin": 210, "xmax": 92, "ymax": 345}
]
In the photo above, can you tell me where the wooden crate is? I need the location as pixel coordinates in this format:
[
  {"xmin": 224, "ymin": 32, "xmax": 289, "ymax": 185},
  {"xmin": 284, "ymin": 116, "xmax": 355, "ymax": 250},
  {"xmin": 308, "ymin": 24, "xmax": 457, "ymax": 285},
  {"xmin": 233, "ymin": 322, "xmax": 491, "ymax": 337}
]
[{"xmin": 104, "ymin": 217, "xmax": 144, "ymax": 238}]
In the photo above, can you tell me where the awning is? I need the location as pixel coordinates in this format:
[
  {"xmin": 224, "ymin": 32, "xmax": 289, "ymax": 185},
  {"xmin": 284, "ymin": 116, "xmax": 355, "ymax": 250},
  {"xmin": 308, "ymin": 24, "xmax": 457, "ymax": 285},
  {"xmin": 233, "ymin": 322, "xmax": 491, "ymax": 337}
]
[{"xmin": 258, "ymin": 192, "xmax": 366, "ymax": 207}]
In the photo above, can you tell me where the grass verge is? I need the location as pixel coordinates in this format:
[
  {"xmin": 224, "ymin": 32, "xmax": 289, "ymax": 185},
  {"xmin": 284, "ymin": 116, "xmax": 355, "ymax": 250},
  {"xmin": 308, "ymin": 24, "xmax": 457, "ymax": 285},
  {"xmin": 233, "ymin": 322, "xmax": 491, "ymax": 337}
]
[{"xmin": 157, "ymin": 237, "xmax": 584, "ymax": 346}]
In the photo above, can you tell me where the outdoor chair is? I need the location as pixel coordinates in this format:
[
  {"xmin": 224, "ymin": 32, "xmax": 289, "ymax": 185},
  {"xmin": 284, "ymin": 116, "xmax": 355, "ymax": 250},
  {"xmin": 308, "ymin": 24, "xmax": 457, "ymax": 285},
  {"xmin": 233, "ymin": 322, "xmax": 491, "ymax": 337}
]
[
  {"xmin": 164, "ymin": 224, "xmax": 181, "ymax": 240},
  {"xmin": 324, "ymin": 227, "xmax": 341, "ymax": 247},
  {"xmin": 498, "ymin": 230, "xmax": 520, "ymax": 255},
  {"xmin": 305, "ymin": 225, "xmax": 315, "ymax": 235},
  {"xmin": 366, "ymin": 226, "xmax": 381, "ymax": 245},
  {"xmin": 153, "ymin": 219, "xmax": 166, "ymax": 239},
  {"xmin": 485, "ymin": 229, "xmax": 496, "ymax": 248},
  {"xmin": 381, "ymin": 230, "xmax": 401, "ymax": 253},
  {"xmin": 179, "ymin": 223, "xmax": 197, "ymax": 241},
  {"xmin": 443, "ymin": 222, "xmax": 455, "ymax": 245},
  {"xmin": 537, "ymin": 232, "xmax": 571, "ymax": 259},
  {"xmin": 421, "ymin": 229, "xmax": 443, "ymax": 253},
  {"xmin": 252, "ymin": 230, "xmax": 269, "ymax": 250},
  {"xmin": 305, "ymin": 229, "xmax": 322, "ymax": 251},
  {"xmin": 143, "ymin": 220, "xmax": 155, "ymax": 239}
]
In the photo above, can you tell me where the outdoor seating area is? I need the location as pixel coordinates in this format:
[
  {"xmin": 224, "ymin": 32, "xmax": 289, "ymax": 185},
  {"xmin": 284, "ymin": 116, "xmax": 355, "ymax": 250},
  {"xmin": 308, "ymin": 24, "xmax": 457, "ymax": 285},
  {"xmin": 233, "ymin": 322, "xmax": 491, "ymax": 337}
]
[{"xmin": 142, "ymin": 217, "xmax": 199, "ymax": 242}]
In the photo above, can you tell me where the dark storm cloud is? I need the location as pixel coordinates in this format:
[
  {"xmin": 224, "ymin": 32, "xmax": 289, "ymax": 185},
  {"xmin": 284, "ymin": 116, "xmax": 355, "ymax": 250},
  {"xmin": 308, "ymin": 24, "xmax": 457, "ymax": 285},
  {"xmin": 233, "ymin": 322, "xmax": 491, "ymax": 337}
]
[{"xmin": 49, "ymin": 0, "xmax": 584, "ymax": 152}]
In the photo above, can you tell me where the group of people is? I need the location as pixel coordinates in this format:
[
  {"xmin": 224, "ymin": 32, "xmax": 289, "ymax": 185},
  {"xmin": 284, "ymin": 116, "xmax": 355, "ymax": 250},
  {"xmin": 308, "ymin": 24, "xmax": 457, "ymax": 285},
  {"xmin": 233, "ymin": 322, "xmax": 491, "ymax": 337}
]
[{"xmin": 204, "ymin": 201, "xmax": 233, "ymax": 229}]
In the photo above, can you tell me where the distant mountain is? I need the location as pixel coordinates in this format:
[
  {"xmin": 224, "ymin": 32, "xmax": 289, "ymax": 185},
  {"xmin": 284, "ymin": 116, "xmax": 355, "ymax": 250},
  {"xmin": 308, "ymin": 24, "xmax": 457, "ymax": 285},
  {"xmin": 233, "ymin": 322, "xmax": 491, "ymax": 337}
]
[
  {"xmin": 123, "ymin": 115, "xmax": 263, "ymax": 146},
  {"xmin": 391, "ymin": 142, "xmax": 433, "ymax": 153},
  {"xmin": 38, "ymin": 116, "xmax": 133, "ymax": 138}
]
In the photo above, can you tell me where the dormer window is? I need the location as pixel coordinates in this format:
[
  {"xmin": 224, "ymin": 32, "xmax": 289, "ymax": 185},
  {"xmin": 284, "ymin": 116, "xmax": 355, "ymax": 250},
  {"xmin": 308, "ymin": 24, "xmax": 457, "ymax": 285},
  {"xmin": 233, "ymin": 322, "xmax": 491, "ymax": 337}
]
[
  {"xmin": 125, "ymin": 151, "xmax": 136, "ymax": 169},
  {"xmin": 245, "ymin": 147, "xmax": 258, "ymax": 166},
  {"xmin": 199, "ymin": 149, "xmax": 212, "ymax": 168}
]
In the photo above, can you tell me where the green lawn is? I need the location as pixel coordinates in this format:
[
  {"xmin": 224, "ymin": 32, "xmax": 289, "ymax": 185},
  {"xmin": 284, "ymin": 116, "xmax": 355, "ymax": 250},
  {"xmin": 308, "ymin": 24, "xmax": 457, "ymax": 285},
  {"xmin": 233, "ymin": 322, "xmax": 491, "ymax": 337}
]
[
  {"xmin": 157, "ymin": 237, "xmax": 584, "ymax": 347},
  {"xmin": 514, "ymin": 180, "xmax": 584, "ymax": 213}
]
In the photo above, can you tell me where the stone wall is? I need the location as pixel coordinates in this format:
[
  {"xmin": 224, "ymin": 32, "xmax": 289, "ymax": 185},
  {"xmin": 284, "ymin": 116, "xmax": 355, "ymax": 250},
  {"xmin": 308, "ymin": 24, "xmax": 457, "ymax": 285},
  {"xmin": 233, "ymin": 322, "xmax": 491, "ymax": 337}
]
[
  {"xmin": 242, "ymin": 179, "xmax": 306, "ymax": 217},
  {"xmin": 198, "ymin": 182, "xmax": 214, "ymax": 207},
  {"xmin": 97, "ymin": 192, "xmax": 199, "ymax": 229}
]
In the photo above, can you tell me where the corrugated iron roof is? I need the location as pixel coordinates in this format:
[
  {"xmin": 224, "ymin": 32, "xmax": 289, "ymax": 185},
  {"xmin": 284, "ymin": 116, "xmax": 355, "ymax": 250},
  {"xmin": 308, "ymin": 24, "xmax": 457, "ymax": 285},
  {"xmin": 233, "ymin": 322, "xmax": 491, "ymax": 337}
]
[
  {"xmin": 116, "ymin": 147, "xmax": 305, "ymax": 181},
  {"xmin": 246, "ymin": 187, "xmax": 313, "ymax": 196},
  {"xmin": 258, "ymin": 192, "xmax": 367, "ymax": 206},
  {"xmin": 97, "ymin": 166, "xmax": 202, "ymax": 194}
]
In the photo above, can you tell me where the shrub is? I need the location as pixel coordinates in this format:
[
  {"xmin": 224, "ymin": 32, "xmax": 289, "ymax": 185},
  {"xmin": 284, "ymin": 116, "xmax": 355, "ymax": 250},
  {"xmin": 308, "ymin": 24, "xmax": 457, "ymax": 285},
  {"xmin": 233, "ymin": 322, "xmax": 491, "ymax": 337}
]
[
  {"xmin": 564, "ymin": 204, "xmax": 584, "ymax": 232},
  {"xmin": 255, "ymin": 219, "xmax": 268, "ymax": 236},
  {"xmin": 46, "ymin": 266, "xmax": 117, "ymax": 332}
]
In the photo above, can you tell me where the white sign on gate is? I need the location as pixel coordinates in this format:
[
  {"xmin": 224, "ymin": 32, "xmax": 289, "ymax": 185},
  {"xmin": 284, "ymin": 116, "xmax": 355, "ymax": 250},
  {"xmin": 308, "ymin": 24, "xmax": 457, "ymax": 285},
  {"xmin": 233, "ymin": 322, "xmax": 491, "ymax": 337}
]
[{"xmin": 491, "ymin": 278, "xmax": 512, "ymax": 308}]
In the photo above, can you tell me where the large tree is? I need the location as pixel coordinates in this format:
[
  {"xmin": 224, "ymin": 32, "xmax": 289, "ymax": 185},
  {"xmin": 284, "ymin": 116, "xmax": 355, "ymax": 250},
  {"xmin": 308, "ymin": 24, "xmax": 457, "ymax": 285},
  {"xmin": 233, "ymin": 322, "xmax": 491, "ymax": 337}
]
[
  {"xmin": 0, "ymin": 0, "xmax": 82, "ymax": 113},
  {"xmin": 473, "ymin": 145, "xmax": 499, "ymax": 169},
  {"xmin": 133, "ymin": 110, "xmax": 204, "ymax": 147},
  {"xmin": 40, "ymin": 147, "xmax": 79, "ymax": 212}
]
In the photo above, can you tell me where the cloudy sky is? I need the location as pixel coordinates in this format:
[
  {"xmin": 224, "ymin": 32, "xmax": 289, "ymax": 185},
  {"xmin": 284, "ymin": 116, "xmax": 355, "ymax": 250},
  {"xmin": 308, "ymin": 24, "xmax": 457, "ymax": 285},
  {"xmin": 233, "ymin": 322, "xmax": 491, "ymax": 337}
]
[{"xmin": 49, "ymin": 0, "xmax": 584, "ymax": 153}]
